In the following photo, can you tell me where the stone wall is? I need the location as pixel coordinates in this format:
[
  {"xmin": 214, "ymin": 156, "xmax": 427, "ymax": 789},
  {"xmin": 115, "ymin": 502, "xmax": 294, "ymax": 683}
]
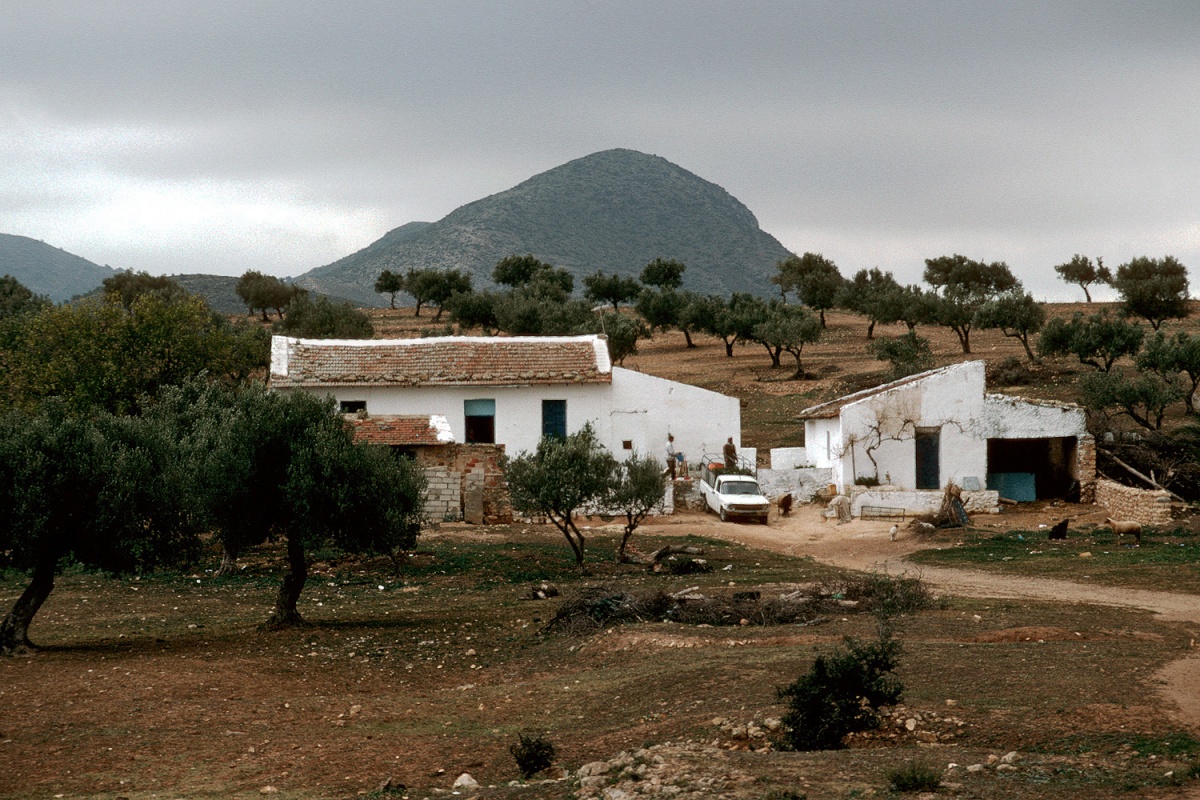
[
  {"xmin": 414, "ymin": 444, "xmax": 511, "ymax": 524},
  {"xmin": 1093, "ymin": 478, "xmax": 1172, "ymax": 527},
  {"xmin": 1076, "ymin": 434, "xmax": 1097, "ymax": 504}
]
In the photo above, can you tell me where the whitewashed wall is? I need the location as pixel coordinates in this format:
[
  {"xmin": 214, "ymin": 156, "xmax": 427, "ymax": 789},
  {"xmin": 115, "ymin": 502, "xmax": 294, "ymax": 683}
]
[
  {"xmin": 282, "ymin": 367, "xmax": 740, "ymax": 466},
  {"xmin": 810, "ymin": 362, "xmax": 1089, "ymax": 494},
  {"xmin": 608, "ymin": 368, "xmax": 740, "ymax": 468},
  {"xmin": 315, "ymin": 382, "xmax": 610, "ymax": 456}
]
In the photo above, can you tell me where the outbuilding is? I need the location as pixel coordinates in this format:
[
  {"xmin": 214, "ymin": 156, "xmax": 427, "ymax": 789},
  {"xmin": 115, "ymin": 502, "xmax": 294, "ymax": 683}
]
[{"xmin": 797, "ymin": 361, "xmax": 1094, "ymax": 508}]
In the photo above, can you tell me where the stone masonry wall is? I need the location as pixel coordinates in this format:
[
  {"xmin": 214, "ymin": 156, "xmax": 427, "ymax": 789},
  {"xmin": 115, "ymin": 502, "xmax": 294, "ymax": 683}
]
[
  {"xmin": 1076, "ymin": 434, "xmax": 1097, "ymax": 504},
  {"xmin": 415, "ymin": 444, "xmax": 511, "ymax": 524},
  {"xmin": 1093, "ymin": 478, "xmax": 1173, "ymax": 528}
]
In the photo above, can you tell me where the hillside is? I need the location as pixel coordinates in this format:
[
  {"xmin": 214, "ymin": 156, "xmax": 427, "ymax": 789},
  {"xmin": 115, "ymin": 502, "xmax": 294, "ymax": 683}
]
[
  {"xmin": 295, "ymin": 149, "xmax": 793, "ymax": 306},
  {"xmin": 0, "ymin": 233, "xmax": 117, "ymax": 302}
]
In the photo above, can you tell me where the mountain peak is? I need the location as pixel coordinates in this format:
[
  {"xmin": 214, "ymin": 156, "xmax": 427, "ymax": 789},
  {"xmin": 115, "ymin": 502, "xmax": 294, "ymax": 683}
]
[{"xmin": 296, "ymin": 150, "xmax": 790, "ymax": 306}]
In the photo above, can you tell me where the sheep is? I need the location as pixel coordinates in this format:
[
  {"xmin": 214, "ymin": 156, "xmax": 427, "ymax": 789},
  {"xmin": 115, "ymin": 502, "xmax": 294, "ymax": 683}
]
[
  {"xmin": 1104, "ymin": 517, "xmax": 1142, "ymax": 547},
  {"xmin": 1048, "ymin": 519, "xmax": 1068, "ymax": 540},
  {"xmin": 776, "ymin": 492, "xmax": 794, "ymax": 517}
]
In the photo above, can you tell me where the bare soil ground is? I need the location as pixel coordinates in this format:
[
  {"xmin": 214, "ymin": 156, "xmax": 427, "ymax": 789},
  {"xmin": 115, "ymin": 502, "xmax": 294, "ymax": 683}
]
[{"xmin": 5, "ymin": 302, "xmax": 1200, "ymax": 799}]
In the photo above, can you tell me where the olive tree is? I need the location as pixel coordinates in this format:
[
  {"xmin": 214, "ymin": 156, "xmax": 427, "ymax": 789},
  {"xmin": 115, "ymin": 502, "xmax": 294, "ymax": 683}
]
[
  {"xmin": 1054, "ymin": 255, "xmax": 1111, "ymax": 303},
  {"xmin": 606, "ymin": 452, "xmax": 666, "ymax": 560},
  {"xmin": 923, "ymin": 255, "xmax": 1018, "ymax": 354},
  {"xmin": 503, "ymin": 423, "xmax": 617, "ymax": 567},
  {"xmin": 1037, "ymin": 311, "xmax": 1144, "ymax": 372},
  {"xmin": 1110, "ymin": 255, "xmax": 1191, "ymax": 330},
  {"xmin": 0, "ymin": 403, "xmax": 198, "ymax": 653}
]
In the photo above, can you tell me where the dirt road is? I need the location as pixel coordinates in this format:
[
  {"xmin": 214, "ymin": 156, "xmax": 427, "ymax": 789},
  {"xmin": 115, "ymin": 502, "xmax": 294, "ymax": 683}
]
[{"xmin": 641, "ymin": 506, "xmax": 1200, "ymax": 731}]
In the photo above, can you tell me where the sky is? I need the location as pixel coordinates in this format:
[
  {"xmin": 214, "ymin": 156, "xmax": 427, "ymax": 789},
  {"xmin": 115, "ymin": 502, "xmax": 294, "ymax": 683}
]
[{"xmin": 3, "ymin": 1, "xmax": 1199, "ymax": 301}]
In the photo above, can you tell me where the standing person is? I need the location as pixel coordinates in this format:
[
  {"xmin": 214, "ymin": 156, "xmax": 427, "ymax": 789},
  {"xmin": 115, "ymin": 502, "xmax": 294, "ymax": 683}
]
[
  {"xmin": 665, "ymin": 434, "xmax": 678, "ymax": 480},
  {"xmin": 723, "ymin": 437, "xmax": 738, "ymax": 471}
]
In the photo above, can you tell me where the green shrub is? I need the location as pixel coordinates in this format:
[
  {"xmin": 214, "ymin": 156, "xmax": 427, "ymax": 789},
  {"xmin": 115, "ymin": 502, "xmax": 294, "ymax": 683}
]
[
  {"xmin": 818, "ymin": 572, "xmax": 933, "ymax": 616},
  {"xmin": 888, "ymin": 761, "xmax": 942, "ymax": 792},
  {"xmin": 777, "ymin": 632, "xmax": 902, "ymax": 750},
  {"xmin": 868, "ymin": 332, "xmax": 933, "ymax": 379},
  {"xmin": 854, "ymin": 475, "xmax": 880, "ymax": 487},
  {"xmin": 510, "ymin": 731, "xmax": 556, "ymax": 778}
]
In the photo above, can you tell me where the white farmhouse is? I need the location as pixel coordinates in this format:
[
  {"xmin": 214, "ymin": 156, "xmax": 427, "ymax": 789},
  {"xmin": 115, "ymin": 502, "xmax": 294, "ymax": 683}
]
[
  {"xmin": 798, "ymin": 361, "xmax": 1094, "ymax": 504},
  {"xmin": 268, "ymin": 334, "xmax": 740, "ymax": 464}
]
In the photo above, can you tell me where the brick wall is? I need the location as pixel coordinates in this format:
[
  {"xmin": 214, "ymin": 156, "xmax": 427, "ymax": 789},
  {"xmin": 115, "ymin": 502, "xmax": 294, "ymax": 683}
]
[
  {"xmin": 1093, "ymin": 478, "xmax": 1172, "ymax": 527},
  {"xmin": 414, "ymin": 444, "xmax": 512, "ymax": 524}
]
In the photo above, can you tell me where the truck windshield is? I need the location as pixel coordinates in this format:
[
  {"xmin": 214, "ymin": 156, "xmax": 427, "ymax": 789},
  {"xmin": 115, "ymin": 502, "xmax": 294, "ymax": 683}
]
[{"xmin": 723, "ymin": 481, "xmax": 759, "ymax": 495}]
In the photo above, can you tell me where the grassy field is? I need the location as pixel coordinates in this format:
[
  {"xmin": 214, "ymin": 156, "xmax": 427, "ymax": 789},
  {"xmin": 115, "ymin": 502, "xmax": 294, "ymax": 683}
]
[
  {"xmin": 3, "ymin": 526, "xmax": 1199, "ymax": 800},
  {"xmin": 909, "ymin": 524, "xmax": 1200, "ymax": 594}
]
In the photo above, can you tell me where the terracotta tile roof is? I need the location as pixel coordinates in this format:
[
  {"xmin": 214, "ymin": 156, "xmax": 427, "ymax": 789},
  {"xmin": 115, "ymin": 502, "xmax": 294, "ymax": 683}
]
[
  {"xmin": 269, "ymin": 334, "xmax": 612, "ymax": 388},
  {"xmin": 348, "ymin": 414, "xmax": 455, "ymax": 446}
]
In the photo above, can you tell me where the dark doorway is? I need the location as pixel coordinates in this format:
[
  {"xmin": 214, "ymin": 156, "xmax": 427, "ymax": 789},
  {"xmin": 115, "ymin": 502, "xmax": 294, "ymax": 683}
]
[
  {"xmin": 914, "ymin": 428, "xmax": 940, "ymax": 490},
  {"xmin": 987, "ymin": 437, "xmax": 1077, "ymax": 499},
  {"xmin": 542, "ymin": 399, "xmax": 567, "ymax": 439},
  {"xmin": 464, "ymin": 398, "xmax": 495, "ymax": 444}
]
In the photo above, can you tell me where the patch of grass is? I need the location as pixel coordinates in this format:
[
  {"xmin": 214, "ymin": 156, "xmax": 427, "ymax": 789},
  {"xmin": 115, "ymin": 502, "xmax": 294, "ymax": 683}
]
[
  {"xmin": 908, "ymin": 527, "xmax": 1200, "ymax": 593},
  {"xmin": 887, "ymin": 761, "xmax": 942, "ymax": 792}
]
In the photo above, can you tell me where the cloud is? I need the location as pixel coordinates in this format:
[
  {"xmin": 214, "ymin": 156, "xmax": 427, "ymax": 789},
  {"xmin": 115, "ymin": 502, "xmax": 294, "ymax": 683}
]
[{"xmin": 1, "ymin": 1, "xmax": 1198, "ymax": 298}]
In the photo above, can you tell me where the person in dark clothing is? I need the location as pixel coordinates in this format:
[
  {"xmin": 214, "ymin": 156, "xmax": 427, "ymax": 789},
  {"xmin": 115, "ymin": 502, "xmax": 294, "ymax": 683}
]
[{"xmin": 723, "ymin": 437, "xmax": 737, "ymax": 470}]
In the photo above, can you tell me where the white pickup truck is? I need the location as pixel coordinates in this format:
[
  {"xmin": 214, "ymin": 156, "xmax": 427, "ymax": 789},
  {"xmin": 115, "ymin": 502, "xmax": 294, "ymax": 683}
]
[{"xmin": 699, "ymin": 464, "xmax": 770, "ymax": 524}]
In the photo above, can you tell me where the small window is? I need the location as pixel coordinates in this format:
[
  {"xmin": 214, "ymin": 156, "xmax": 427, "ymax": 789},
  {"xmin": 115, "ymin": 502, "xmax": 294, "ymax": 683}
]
[
  {"xmin": 339, "ymin": 400, "xmax": 366, "ymax": 414},
  {"xmin": 622, "ymin": 440, "xmax": 633, "ymax": 450},
  {"xmin": 542, "ymin": 399, "xmax": 567, "ymax": 439},
  {"xmin": 465, "ymin": 398, "xmax": 496, "ymax": 444}
]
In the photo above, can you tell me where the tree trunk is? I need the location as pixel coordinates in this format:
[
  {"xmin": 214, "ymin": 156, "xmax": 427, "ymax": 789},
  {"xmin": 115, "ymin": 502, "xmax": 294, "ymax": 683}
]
[
  {"xmin": 0, "ymin": 559, "xmax": 57, "ymax": 654},
  {"xmin": 723, "ymin": 338, "xmax": 735, "ymax": 357},
  {"xmin": 215, "ymin": 542, "xmax": 239, "ymax": 576},
  {"xmin": 762, "ymin": 343, "xmax": 781, "ymax": 367},
  {"xmin": 263, "ymin": 534, "xmax": 310, "ymax": 629},
  {"xmin": 1018, "ymin": 334, "xmax": 1040, "ymax": 364},
  {"xmin": 433, "ymin": 306, "xmax": 444, "ymax": 321},
  {"xmin": 954, "ymin": 326, "xmax": 971, "ymax": 354},
  {"xmin": 1082, "ymin": 284, "xmax": 1092, "ymax": 303},
  {"xmin": 683, "ymin": 329, "xmax": 696, "ymax": 348},
  {"xmin": 786, "ymin": 350, "xmax": 806, "ymax": 380},
  {"xmin": 866, "ymin": 319, "xmax": 876, "ymax": 340},
  {"xmin": 819, "ymin": 309, "xmax": 827, "ymax": 328}
]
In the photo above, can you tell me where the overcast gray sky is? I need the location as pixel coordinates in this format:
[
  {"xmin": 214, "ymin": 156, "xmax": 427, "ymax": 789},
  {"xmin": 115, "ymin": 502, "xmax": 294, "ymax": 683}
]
[{"xmin": 3, "ymin": 1, "xmax": 1198, "ymax": 300}]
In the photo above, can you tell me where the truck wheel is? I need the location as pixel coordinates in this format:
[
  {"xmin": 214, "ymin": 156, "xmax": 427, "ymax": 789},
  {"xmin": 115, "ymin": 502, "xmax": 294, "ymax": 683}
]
[{"xmin": 719, "ymin": 508, "xmax": 728, "ymax": 522}]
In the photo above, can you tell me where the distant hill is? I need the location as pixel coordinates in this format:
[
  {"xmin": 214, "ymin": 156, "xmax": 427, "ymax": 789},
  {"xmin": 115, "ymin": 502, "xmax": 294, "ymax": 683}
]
[
  {"xmin": 0, "ymin": 233, "xmax": 117, "ymax": 302},
  {"xmin": 295, "ymin": 149, "xmax": 793, "ymax": 306}
]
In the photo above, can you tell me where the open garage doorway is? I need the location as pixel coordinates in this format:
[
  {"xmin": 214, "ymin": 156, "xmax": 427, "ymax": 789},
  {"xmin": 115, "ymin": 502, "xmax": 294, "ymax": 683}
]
[{"xmin": 987, "ymin": 437, "xmax": 1078, "ymax": 501}]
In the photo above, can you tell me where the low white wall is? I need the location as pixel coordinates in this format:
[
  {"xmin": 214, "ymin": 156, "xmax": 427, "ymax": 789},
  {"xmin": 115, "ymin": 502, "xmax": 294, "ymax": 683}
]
[
  {"xmin": 770, "ymin": 447, "xmax": 810, "ymax": 469},
  {"xmin": 847, "ymin": 486, "xmax": 1000, "ymax": 516},
  {"xmin": 758, "ymin": 467, "xmax": 832, "ymax": 503}
]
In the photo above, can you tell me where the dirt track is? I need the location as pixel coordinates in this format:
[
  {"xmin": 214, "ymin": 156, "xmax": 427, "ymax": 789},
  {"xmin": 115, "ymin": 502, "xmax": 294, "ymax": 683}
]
[{"xmin": 641, "ymin": 506, "xmax": 1200, "ymax": 733}]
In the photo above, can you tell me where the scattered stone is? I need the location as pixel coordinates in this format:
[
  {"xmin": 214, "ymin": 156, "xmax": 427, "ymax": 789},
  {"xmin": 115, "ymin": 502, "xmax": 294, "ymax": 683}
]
[
  {"xmin": 578, "ymin": 761, "xmax": 611, "ymax": 778},
  {"xmin": 259, "ymin": 787, "xmax": 278, "ymax": 795},
  {"xmin": 966, "ymin": 764, "xmax": 985, "ymax": 773},
  {"xmin": 348, "ymin": 704, "xmax": 362, "ymax": 716},
  {"xmin": 996, "ymin": 763, "xmax": 1018, "ymax": 773},
  {"xmin": 986, "ymin": 754, "xmax": 999, "ymax": 765},
  {"xmin": 452, "ymin": 773, "xmax": 479, "ymax": 791},
  {"xmin": 1001, "ymin": 751, "xmax": 1020, "ymax": 764},
  {"xmin": 905, "ymin": 718, "xmax": 917, "ymax": 731}
]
